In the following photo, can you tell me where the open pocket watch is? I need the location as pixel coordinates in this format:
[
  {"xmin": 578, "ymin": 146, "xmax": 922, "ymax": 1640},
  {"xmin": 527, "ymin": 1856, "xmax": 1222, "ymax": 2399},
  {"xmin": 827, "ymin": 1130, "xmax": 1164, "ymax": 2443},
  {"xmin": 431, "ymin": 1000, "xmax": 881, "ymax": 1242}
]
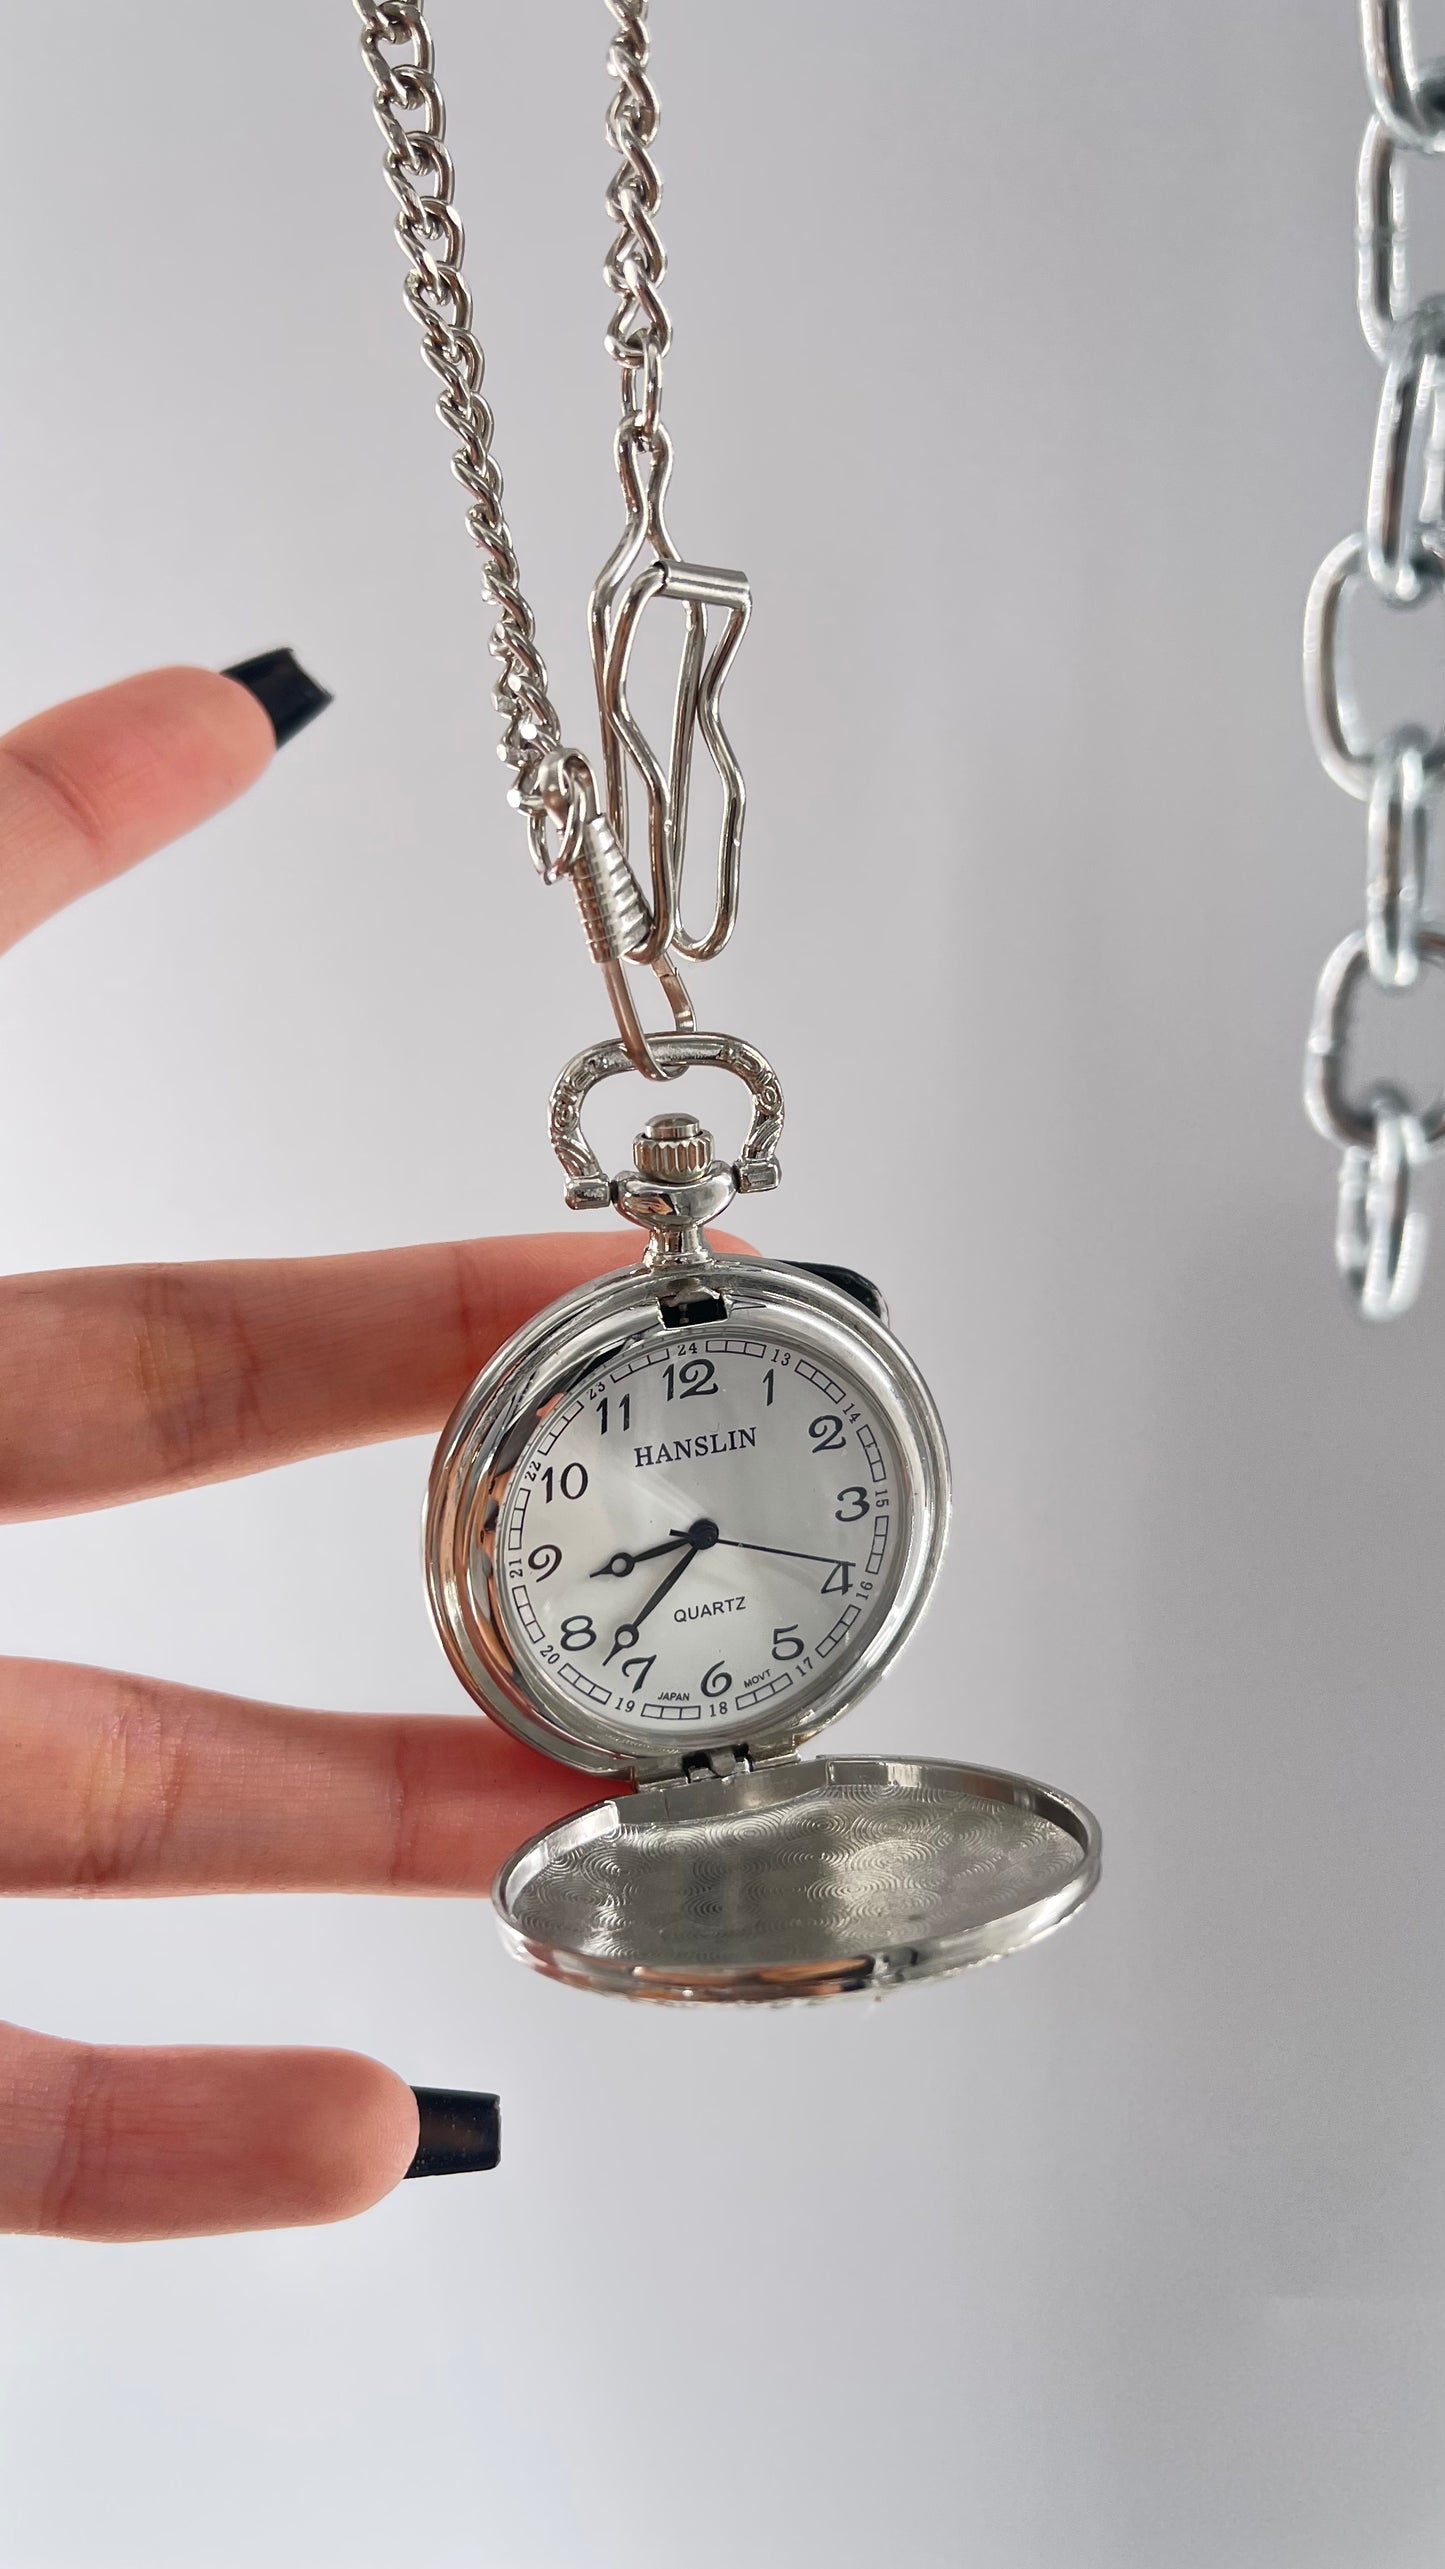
[
  {"xmin": 359, "ymin": 1, "xmax": 1100, "ymax": 1999},
  {"xmin": 425, "ymin": 1037, "xmax": 1100, "ymax": 2001}
]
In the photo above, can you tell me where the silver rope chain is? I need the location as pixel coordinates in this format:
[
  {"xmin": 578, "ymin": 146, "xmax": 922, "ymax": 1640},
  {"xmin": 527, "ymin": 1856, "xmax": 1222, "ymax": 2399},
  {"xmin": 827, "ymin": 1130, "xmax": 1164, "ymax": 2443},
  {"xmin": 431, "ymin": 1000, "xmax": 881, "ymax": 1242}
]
[
  {"xmin": 355, "ymin": 0, "xmax": 751, "ymax": 1081},
  {"xmin": 1303, "ymin": 2, "xmax": 1445, "ymax": 1318}
]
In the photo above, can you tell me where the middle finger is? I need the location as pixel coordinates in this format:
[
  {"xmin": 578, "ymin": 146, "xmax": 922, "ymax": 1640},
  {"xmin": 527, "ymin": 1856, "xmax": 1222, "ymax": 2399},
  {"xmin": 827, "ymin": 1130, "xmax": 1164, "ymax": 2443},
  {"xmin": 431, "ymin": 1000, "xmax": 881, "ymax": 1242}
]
[{"xmin": 0, "ymin": 1656, "xmax": 593, "ymax": 1897}]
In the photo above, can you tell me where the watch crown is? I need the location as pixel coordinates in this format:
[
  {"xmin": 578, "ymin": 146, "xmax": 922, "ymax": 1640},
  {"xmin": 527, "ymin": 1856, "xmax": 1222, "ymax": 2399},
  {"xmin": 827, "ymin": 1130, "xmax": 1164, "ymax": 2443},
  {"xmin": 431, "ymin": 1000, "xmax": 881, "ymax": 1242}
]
[{"xmin": 633, "ymin": 1113, "xmax": 714, "ymax": 1181}]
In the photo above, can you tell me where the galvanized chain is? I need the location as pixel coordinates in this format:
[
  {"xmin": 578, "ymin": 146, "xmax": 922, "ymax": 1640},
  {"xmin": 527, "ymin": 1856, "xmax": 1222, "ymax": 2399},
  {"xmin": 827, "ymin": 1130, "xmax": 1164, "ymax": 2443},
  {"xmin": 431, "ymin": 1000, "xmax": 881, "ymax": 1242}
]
[
  {"xmin": 1302, "ymin": 2, "xmax": 1445, "ymax": 1318},
  {"xmin": 355, "ymin": 0, "xmax": 751, "ymax": 1079}
]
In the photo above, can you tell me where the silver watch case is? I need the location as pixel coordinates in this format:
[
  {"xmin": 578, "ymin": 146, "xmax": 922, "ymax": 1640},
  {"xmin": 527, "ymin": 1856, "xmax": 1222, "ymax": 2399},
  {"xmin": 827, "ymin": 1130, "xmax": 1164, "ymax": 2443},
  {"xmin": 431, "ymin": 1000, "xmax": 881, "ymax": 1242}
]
[
  {"xmin": 425, "ymin": 1256, "xmax": 1100, "ymax": 2000},
  {"xmin": 426, "ymin": 1256, "xmax": 948, "ymax": 1779}
]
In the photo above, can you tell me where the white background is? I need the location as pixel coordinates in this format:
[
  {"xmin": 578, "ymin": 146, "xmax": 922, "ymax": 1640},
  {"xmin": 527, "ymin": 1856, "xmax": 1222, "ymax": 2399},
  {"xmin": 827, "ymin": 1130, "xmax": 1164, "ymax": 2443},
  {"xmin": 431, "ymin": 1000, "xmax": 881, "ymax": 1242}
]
[{"xmin": 3, "ymin": 4, "xmax": 1445, "ymax": 2564}]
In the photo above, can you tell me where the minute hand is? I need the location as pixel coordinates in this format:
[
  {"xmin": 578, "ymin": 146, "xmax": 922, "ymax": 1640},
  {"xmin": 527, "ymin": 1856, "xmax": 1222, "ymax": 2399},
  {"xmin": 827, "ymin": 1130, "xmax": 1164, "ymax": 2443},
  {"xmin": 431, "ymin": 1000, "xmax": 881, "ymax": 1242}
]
[{"xmin": 628, "ymin": 1545, "xmax": 701, "ymax": 1631}]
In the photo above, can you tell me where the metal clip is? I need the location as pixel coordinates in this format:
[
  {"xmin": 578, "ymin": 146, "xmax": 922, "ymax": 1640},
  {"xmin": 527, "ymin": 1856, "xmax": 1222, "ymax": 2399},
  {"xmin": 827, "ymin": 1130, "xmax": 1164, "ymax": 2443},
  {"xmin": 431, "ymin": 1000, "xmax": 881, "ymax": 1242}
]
[
  {"xmin": 590, "ymin": 424, "xmax": 751, "ymax": 967},
  {"xmin": 530, "ymin": 749, "xmax": 695, "ymax": 1079}
]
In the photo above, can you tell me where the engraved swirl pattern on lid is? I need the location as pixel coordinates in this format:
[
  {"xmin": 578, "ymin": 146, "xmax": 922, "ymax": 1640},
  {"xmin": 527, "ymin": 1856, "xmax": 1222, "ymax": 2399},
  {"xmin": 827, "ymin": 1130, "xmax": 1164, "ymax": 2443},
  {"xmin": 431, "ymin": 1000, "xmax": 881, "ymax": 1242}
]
[{"xmin": 507, "ymin": 1767, "xmax": 1087, "ymax": 1968}]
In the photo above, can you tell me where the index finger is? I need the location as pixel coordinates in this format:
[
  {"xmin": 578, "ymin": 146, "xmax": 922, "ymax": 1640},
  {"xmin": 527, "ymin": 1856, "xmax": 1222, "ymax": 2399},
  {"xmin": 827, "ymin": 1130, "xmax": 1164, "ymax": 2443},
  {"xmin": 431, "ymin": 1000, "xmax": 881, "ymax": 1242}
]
[{"xmin": 0, "ymin": 666, "xmax": 275, "ymax": 954}]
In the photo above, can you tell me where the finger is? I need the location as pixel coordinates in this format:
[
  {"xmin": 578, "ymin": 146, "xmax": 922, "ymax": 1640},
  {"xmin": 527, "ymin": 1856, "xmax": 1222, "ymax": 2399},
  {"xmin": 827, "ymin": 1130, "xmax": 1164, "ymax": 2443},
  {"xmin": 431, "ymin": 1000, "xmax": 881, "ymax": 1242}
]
[
  {"xmin": 0, "ymin": 667, "xmax": 274, "ymax": 954},
  {"xmin": 0, "ymin": 1659, "xmax": 591, "ymax": 1897},
  {"xmin": 0, "ymin": 2018, "xmax": 418, "ymax": 2241},
  {"xmin": 0, "ymin": 1226, "xmax": 754, "ymax": 1520}
]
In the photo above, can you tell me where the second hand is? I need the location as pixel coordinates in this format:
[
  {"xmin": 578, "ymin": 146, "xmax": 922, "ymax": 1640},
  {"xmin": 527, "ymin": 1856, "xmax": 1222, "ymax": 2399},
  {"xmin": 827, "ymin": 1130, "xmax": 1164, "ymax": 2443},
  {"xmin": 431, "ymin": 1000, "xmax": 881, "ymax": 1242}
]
[{"xmin": 675, "ymin": 1530, "xmax": 856, "ymax": 1573}]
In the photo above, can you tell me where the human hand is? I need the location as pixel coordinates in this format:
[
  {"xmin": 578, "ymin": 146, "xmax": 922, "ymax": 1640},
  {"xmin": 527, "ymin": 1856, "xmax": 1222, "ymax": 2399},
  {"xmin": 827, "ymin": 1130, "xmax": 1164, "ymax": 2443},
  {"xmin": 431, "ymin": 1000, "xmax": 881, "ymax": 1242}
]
[{"xmin": 0, "ymin": 661, "xmax": 697, "ymax": 2242}]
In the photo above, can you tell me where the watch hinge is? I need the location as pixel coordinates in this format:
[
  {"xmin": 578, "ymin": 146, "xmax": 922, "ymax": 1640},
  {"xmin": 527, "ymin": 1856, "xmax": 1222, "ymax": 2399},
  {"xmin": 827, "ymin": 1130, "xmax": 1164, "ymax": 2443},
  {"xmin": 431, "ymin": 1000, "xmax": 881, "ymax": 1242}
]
[
  {"xmin": 637, "ymin": 1743, "xmax": 755, "ymax": 1788},
  {"xmin": 633, "ymin": 1739, "xmax": 803, "ymax": 1788},
  {"xmin": 686, "ymin": 1744, "xmax": 752, "ymax": 1782}
]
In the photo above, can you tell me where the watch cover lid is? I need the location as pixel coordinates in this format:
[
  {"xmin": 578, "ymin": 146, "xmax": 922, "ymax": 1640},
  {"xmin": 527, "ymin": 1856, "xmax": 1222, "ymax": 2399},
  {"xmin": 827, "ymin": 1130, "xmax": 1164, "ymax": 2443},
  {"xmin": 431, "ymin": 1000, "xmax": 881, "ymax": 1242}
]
[{"xmin": 493, "ymin": 1754, "xmax": 1100, "ymax": 2004}]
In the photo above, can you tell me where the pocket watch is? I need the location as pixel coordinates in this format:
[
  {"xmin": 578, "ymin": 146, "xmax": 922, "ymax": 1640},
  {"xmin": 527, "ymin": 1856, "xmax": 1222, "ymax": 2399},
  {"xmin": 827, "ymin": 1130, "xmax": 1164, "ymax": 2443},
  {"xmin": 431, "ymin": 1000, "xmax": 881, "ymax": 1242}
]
[{"xmin": 359, "ymin": 1, "xmax": 1100, "ymax": 2000}]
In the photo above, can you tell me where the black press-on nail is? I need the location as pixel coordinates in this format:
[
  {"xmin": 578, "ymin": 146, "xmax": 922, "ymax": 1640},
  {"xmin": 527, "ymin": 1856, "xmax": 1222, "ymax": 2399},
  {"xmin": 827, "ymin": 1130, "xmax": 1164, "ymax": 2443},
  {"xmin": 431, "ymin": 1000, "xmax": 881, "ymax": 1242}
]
[
  {"xmin": 221, "ymin": 648, "xmax": 333, "ymax": 749},
  {"xmin": 405, "ymin": 2087, "xmax": 501, "ymax": 2179}
]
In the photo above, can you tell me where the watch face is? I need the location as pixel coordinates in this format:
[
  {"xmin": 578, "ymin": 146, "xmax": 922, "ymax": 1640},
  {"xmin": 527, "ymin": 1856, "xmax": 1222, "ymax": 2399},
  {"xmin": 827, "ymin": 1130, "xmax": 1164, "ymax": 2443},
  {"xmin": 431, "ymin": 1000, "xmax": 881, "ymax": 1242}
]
[
  {"xmin": 493, "ymin": 1326, "xmax": 904, "ymax": 1746},
  {"xmin": 426, "ymin": 1259, "xmax": 950, "ymax": 1771}
]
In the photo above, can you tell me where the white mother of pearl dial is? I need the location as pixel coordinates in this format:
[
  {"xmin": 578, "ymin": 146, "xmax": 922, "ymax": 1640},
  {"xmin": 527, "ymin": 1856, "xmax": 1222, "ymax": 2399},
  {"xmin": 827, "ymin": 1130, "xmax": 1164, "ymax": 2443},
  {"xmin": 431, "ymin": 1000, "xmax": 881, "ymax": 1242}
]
[{"xmin": 494, "ymin": 1328, "xmax": 900, "ymax": 1743}]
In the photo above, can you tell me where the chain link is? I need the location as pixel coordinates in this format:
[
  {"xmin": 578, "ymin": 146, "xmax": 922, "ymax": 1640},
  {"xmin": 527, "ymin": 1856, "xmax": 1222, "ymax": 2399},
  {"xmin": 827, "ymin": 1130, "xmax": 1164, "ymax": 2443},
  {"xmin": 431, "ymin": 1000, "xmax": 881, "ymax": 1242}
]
[
  {"xmin": 1362, "ymin": 1, "xmax": 1445, "ymax": 153},
  {"xmin": 1301, "ymin": 3, "xmax": 1445, "ymax": 1316},
  {"xmin": 355, "ymin": 1, "xmax": 752, "ymax": 1082},
  {"xmin": 1337, "ymin": 1090, "xmax": 1429, "ymax": 1318},
  {"xmin": 355, "ymin": 2, "xmax": 571, "ymax": 861},
  {"xmin": 603, "ymin": 2, "xmax": 671, "ymax": 437}
]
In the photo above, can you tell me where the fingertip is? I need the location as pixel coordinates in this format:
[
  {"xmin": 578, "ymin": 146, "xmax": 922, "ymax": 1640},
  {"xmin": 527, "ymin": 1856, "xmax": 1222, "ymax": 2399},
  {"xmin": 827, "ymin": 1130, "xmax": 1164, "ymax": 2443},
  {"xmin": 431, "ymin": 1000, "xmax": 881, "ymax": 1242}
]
[
  {"xmin": 40, "ymin": 666, "xmax": 277, "ymax": 858},
  {"xmin": 153, "ymin": 664, "xmax": 277, "ymax": 794},
  {"xmin": 0, "ymin": 665, "xmax": 283, "ymax": 956},
  {"xmin": 259, "ymin": 2050, "xmax": 420, "ymax": 2227}
]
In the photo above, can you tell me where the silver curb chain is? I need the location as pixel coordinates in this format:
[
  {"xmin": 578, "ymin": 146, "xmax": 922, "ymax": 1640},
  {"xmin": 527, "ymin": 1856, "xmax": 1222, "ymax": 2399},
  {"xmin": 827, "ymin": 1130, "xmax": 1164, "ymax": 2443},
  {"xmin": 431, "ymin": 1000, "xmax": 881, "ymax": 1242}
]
[
  {"xmin": 1303, "ymin": 1, "xmax": 1445, "ymax": 1318},
  {"xmin": 356, "ymin": 0, "xmax": 752, "ymax": 1083}
]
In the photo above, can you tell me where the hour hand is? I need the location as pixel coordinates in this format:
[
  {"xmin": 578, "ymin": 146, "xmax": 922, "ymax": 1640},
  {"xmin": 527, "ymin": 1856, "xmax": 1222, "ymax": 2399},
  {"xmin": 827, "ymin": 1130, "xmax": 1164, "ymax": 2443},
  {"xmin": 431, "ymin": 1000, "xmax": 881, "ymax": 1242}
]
[{"xmin": 590, "ymin": 1534, "xmax": 692, "ymax": 1580}]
